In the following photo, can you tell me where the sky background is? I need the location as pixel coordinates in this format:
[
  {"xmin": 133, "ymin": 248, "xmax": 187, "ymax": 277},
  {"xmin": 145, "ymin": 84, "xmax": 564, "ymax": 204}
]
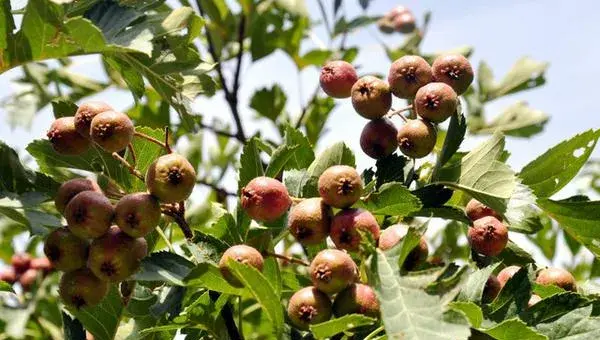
[{"xmin": 1, "ymin": 0, "xmax": 599, "ymax": 266}]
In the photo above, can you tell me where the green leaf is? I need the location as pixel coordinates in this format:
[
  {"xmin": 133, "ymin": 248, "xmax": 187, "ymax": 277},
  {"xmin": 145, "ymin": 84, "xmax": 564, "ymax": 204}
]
[
  {"xmin": 365, "ymin": 154, "xmax": 412, "ymax": 189},
  {"xmin": 185, "ymin": 263, "xmax": 248, "ymax": 296},
  {"xmin": 473, "ymin": 102, "xmax": 549, "ymax": 138},
  {"xmin": 62, "ymin": 312, "xmax": 86, "ymax": 340},
  {"xmin": 135, "ymin": 251, "xmax": 194, "ymax": 286},
  {"xmin": 265, "ymin": 144, "xmax": 299, "ymax": 178},
  {"xmin": 370, "ymin": 249, "xmax": 471, "ymax": 340},
  {"xmin": 309, "ymin": 314, "xmax": 377, "ymax": 338},
  {"xmin": 481, "ymin": 319, "xmax": 546, "ymax": 340},
  {"xmin": 408, "ymin": 206, "xmax": 471, "ymax": 225},
  {"xmin": 521, "ymin": 292, "xmax": 590, "ymax": 325},
  {"xmin": 72, "ymin": 285, "xmax": 124, "ymax": 340},
  {"xmin": 361, "ymin": 182, "xmax": 422, "ymax": 216},
  {"xmin": 537, "ymin": 198, "xmax": 600, "ymax": 256},
  {"xmin": 51, "ymin": 98, "xmax": 78, "ymax": 118},
  {"xmin": 0, "ymin": 141, "xmax": 58, "ymax": 196},
  {"xmin": 536, "ymin": 305, "xmax": 600, "ymax": 339},
  {"xmin": 280, "ymin": 124, "xmax": 315, "ymax": 170},
  {"xmin": 485, "ymin": 57, "xmax": 549, "ymax": 101},
  {"xmin": 333, "ymin": 16, "xmax": 380, "ymax": 37},
  {"xmin": 192, "ymin": 203, "xmax": 241, "ymax": 245},
  {"xmin": 296, "ymin": 49, "xmax": 333, "ymax": 69},
  {"xmin": 238, "ymin": 137, "xmax": 265, "ymax": 190},
  {"xmin": 449, "ymin": 301, "xmax": 483, "ymax": 328},
  {"xmin": 457, "ymin": 264, "xmax": 499, "ymax": 304},
  {"xmin": 227, "ymin": 259, "xmax": 284, "ymax": 337},
  {"xmin": 304, "ymin": 96, "xmax": 335, "ymax": 144},
  {"xmin": 520, "ymin": 129, "xmax": 600, "ymax": 198},
  {"xmin": 496, "ymin": 240, "xmax": 535, "ymax": 266},
  {"xmin": 249, "ymin": 85, "xmax": 287, "ymax": 122},
  {"xmin": 434, "ymin": 110, "xmax": 467, "ymax": 177},
  {"xmin": 487, "ymin": 266, "xmax": 531, "ymax": 322},
  {"xmin": 0, "ymin": 280, "xmax": 13, "ymax": 293}
]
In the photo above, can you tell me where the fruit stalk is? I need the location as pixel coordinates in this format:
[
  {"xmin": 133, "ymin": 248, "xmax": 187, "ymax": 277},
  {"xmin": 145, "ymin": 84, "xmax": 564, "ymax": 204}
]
[
  {"xmin": 161, "ymin": 202, "xmax": 193, "ymax": 239},
  {"xmin": 386, "ymin": 105, "xmax": 413, "ymax": 121},
  {"xmin": 133, "ymin": 130, "xmax": 169, "ymax": 152},
  {"xmin": 111, "ymin": 152, "xmax": 144, "ymax": 181}
]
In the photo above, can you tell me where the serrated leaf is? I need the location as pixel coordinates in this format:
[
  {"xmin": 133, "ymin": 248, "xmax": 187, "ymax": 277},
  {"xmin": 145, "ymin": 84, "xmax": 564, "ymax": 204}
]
[
  {"xmin": 458, "ymin": 264, "xmax": 500, "ymax": 304},
  {"xmin": 434, "ymin": 110, "xmax": 467, "ymax": 178},
  {"xmin": 487, "ymin": 266, "xmax": 531, "ymax": 322},
  {"xmin": 185, "ymin": 263, "xmax": 247, "ymax": 297},
  {"xmin": 1, "ymin": 141, "xmax": 58, "ymax": 195},
  {"xmin": 135, "ymin": 252, "xmax": 195, "ymax": 286},
  {"xmin": 449, "ymin": 301, "xmax": 483, "ymax": 328},
  {"xmin": 361, "ymin": 182, "xmax": 422, "ymax": 216},
  {"xmin": 481, "ymin": 318, "xmax": 546, "ymax": 340},
  {"xmin": 521, "ymin": 292, "xmax": 590, "ymax": 325},
  {"xmin": 536, "ymin": 305, "xmax": 600, "ymax": 340},
  {"xmin": 496, "ymin": 240, "xmax": 535, "ymax": 266},
  {"xmin": 51, "ymin": 98, "xmax": 78, "ymax": 118},
  {"xmin": 281, "ymin": 124, "xmax": 315, "ymax": 170},
  {"xmin": 485, "ymin": 57, "xmax": 549, "ymax": 100},
  {"xmin": 520, "ymin": 129, "xmax": 600, "ymax": 198},
  {"xmin": 474, "ymin": 102, "xmax": 549, "ymax": 138},
  {"xmin": 72, "ymin": 285, "xmax": 124, "ymax": 340},
  {"xmin": 265, "ymin": 145, "xmax": 299, "ymax": 178},
  {"xmin": 238, "ymin": 137, "xmax": 264, "ymax": 191},
  {"xmin": 310, "ymin": 314, "xmax": 376, "ymax": 339},
  {"xmin": 250, "ymin": 85, "xmax": 287, "ymax": 122}
]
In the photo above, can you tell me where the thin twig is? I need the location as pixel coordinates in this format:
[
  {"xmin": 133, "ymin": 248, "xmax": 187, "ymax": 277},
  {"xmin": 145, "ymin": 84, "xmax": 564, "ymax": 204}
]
[
  {"xmin": 263, "ymin": 251, "xmax": 309, "ymax": 266},
  {"xmin": 127, "ymin": 143, "xmax": 137, "ymax": 167},
  {"xmin": 364, "ymin": 325, "xmax": 385, "ymax": 340},
  {"xmin": 198, "ymin": 122, "xmax": 238, "ymax": 139},
  {"xmin": 112, "ymin": 152, "xmax": 144, "ymax": 181},
  {"xmin": 134, "ymin": 131, "xmax": 168, "ymax": 150},
  {"xmin": 197, "ymin": 179, "xmax": 237, "ymax": 197},
  {"xmin": 161, "ymin": 203, "xmax": 193, "ymax": 240},
  {"xmin": 316, "ymin": 0, "xmax": 333, "ymax": 38},
  {"xmin": 386, "ymin": 105, "xmax": 413, "ymax": 121},
  {"xmin": 295, "ymin": 85, "xmax": 320, "ymax": 129},
  {"xmin": 232, "ymin": 14, "xmax": 246, "ymax": 98},
  {"xmin": 164, "ymin": 126, "xmax": 173, "ymax": 153},
  {"xmin": 156, "ymin": 226, "xmax": 175, "ymax": 252}
]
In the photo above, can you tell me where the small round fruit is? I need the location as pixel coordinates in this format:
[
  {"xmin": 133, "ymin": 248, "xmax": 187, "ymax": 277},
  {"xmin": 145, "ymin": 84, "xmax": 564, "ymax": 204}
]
[
  {"xmin": 393, "ymin": 11, "xmax": 416, "ymax": 33},
  {"xmin": 287, "ymin": 286, "xmax": 333, "ymax": 330},
  {"xmin": 318, "ymin": 165, "xmax": 363, "ymax": 209},
  {"xmin": 360, "ymin": 118, "xmax": 398, "ymax": 159},
  {"xmin": 483, "ymin": 275, "xmax": 501, "ymax": 303},
  {"xmin": 19, "ymin": 269, "xmax": 38, "ymax": 291},
  {"xmin": 465, "ymin": 199, "xmax": 502, "ymax": 222},
  {"xmin": 65, "ymin": 191, "xmax": 114, "ymax": 239},
  {"xmin": 288, "ymin": 198, "xmax": 331, "ymax": 245},
  {"xmin": 414, "ymin": 82, "xmax": 458, "ymax": 123},
  {"xmin": 309, "ymin": 249, "xmax": 357, "ymax": 295},
  {"xmin": 59, "ymin": 268, "xmax": 109, "ymax": 309},
  {"xmin": 145, "ymin": 153, "xmax": 197, "ymax": 203},
  {"xmin": 397, "ymin": 119, "xmax": 437, "ymax": 158},
  {"xmin": 351, "ymin": 76, "xmax": 392, "ymax": 119},
  {"xmin": 378, "ymin": 224, "xmax": 428, "ymax": 270},
  {"xmin": 319, "ymin": 61, "xmax": 358, "ymax": 98},
  {"xmin": 90, "ymin": 110, "xmax": 134, "ymax": 152},
  {"xmin": 528, "ymin": 294, "xmax": 542, "ymax": 308},
  {"xmin": 55, "ymin": 178, "xmax": 102, "ymax": 215},
  {"xmin": 497, "ymin": 266, "xmax": 521, "ymax": 287},
  {"xmin": 333, "ymin": 283, "xmax": 380, "ymax": 317},
  {"xmin": 219, "ymin": 245, "xmax": 264, "ymax": 287},
  {"xmin": 432, "ymin": 54, "xmax": 474, "ymax": 95},
  {"xmin": 74, "ymin": 102, "xmax": 113, "ymax": 137},
  {"xmin": 388, "ymin": 55, "xmax": 433, "ymax": 99},
  {"xmin": 115, "ymin": 193, "xmax": 161, "ymax": 237},
  {"xmin": 535, "ymin": 267, "xmax": 577, "ymax": 292},
  {"xmin": 44, "ymin": 227, "xmax": 89, "ymax": 272},
  {"xmin": 377, "ymin": 17, "xmax": 395, "ymax": 34},
  {"xmin": 11, "ymin": 253, "xmax": 32, "ymax": 274},
  {"xmin": 468, "ymin": 216, "xmax": 508, "ymax": 257},
  {"xmin": 330, "ymin": 209, "xmax": 380, "ymax": 252},
  {"xmin": 0, "ymin": 268, "xmax": 17, "ymax": 284},
  {"xmin": 87, "ymin": 226, "xmax": 147, "ymax": 282},
  {"xmin": 30, "ymin": 257, "xmax": 53, "ymax": 274},
  {"xmin": 47, "ymin": 117, "xmax": 91, "ymax": 155},
  {"xmin": 241, "ymin": 177, "xmax": 291, "ymax": 222}
]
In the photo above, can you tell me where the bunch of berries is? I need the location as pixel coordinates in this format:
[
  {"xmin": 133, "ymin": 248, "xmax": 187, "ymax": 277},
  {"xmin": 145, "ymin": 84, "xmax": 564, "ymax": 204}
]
[{"xmin": 0, "ymin": 253, "xmax": 53, "ymax": 291}]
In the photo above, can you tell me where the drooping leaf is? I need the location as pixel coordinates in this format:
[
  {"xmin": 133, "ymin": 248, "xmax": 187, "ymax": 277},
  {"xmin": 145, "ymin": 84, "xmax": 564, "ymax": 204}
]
[
  {"xmin": 309, "ymin": 314, "xmax": 377, "ymax": 339},
  {"xmin": 433, "ymin": 110, "xmax": 467, "ymax": 178},
  {"xmin": 484, "ymin": 57, "xmax": 549, "ymax": 101}
]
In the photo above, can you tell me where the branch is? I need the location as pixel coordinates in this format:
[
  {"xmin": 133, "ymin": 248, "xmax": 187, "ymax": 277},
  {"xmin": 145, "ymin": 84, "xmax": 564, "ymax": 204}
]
[
  {"xmin": 263, "ymin": 251, "xmax": 310, "ymax": 266},
  {"xmin": 198, "ymin": 122, "xmax": 239, "ymax": 139},
  {"xmin": 232, "ymin": 14, "xmax": 246, "ymax": 98},
  {"xmin": 295, "ymin": 85, "xmax": 320, "ymax": 129},
  {"xmin": 209, "ymin": 291, "xmax": 242, "ymax": 340},
  {"xmin": 111, "ymin": 152, "xmax": 144, "ymax": 181},
  {"xmin": 197, "ymin": 179, "xmax": 237, "ymax": 197},
  {"xmin": 161, "ymin": 202, "xmax": 193, "ymax": 239},
  {"xmin": 133, "ymin": 131, "xmax": 169, "ymax": 151}
]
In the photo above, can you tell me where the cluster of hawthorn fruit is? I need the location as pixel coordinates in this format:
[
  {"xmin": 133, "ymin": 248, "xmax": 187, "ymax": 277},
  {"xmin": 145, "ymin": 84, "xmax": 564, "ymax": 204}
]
[
  {"xmin": 320, "ymin": 52, "xmax": 472, "ymax": 160},
  {"xmin": 0, "ymin": 253, "xmax": 52, "ymax": 291},
  {"xmin": 377, "ymin": 5, "xmax": 417, "ymax": 35},
  {"xmin": 39, "ymin": 102, "xmax": 196, "ymax": 308}
]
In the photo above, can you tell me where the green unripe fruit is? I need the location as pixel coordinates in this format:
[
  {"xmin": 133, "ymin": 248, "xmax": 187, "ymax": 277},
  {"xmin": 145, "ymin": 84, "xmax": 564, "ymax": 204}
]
[
  {"xmin": 318, "ymin": 165, "xmax": 363, "ymax": 209},
  {"xmin": 397, "ymin": 119, "xmax": 437, "ymax": 159},
  {"xmin": 241, "ymin": 177, "xmax": 292, "ymax": 222},
  {"xmin": 47, "ymin": 117, "xmax": 91, "ymax": 155},
  {"xmin": 90, "ymin": 110, "xmax": 134, "ymax": 152},
  {"xmin": 74, "ymin": 101, "xmax": 113, "ymax": 137},
  {"xmin": 360, "ymin": 118, "xmax": 398, "ymax": 159},
  {"xmin": 465, "ymin": 198, "xmax": 502, "ymax": 222},
  {"xmin": 55, "ymin": 178, "xmax": 102, "ymax": 215},
  {"xmin": 145, "ymin": 153, "xmax": 197, "ymax": 203},
  {"xmin": 288, "ymin": 198, "xmax": 331, "ymax": 245},
  {"xmin": 319, "ymin": 60, "xmax": 358, "ymax": 98},
  {"xmin": 309, "ymin": 249, "xmax": 357, "ymax": 295},
  {"xmin": 414, "ymin": 82, "xmax": 458, "ymax": 123},
  {"xmin": 333, "ymin": 283, "xmax": 380, "ymax": 318},
  {"xmin": 388, "ymin": 55, "xmax": 433, "ymax": 99},
  {"xmin": 44, "ymin": 227, "xmax": 89, "ymax": 272},
  {"xmin": 87, "ymin": 226, "xmax": 148, "ymax": 282},
  {"xmin": 330, "ymin": 209, "xmax": 380, "ymax": 252},
  {"xmin": 351, "ymin": 76, "xmax": 392, "ymax": 119},
  {"xmin": 218, "ymin": 245, "xmax": 264, "ymax": 287},
  {"xmin": 432, "ymin": 54, "xmax": 474, "ymax": 95},
  {"xmin": 287, "ymin": 286, "xmax": 332, "ymax": 330},
  {"xmin": 378, "ymin": 224, "xmax": 428, "ymax": 270},
  {"xmin": 115, "ymin": 193, "xmax": 161, "ymax": 237},
  {"xmin": 59, "ymin": 268, "xmax": 109, "ymax": 309},
  {"xmin": 536, "ymin": 267, "xmax": 577, "ymax": 292},
  {"xmin": 468, "ymin": 216, "xmax": 508, "ymax": 257},
  {"xmin": 65, "ymin": 191, "xmax": 114, "ymax": 239}
]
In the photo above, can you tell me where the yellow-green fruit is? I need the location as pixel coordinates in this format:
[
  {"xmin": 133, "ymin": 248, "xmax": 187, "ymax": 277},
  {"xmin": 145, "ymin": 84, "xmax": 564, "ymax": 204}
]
[
  {"xmin": 115, "ymin": 193, "xmax": 161, "ymax": 237},
  {"xmin": 145, "ymin": 153, "xmax": 196, "ymax": 203},
  {"xmin": 218, "ymin": 245, "xmax": 264, "ymax": 287},
  {"xmin": 318, "ymin": 165, "xmax": 363, "ymax": 209},
  {"xmin": 397, "ymin": 119, "xmax": 437, "ymax": 159},
  {"xmin": 44, "ymin": 227, "xmax": 89, "ymax": 272},
  {"xmin": 59, "ymin": 268, "xmax": 109, "ymax": 309}
]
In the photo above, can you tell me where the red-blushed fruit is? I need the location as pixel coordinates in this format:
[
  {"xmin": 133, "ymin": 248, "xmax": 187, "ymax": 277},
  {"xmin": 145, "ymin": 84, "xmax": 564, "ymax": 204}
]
[
  {"xmin": 30, "ymin": 257, "xmax": 53, "ymax": 274},
  {"xmin": 468, "ymin": 216, "xmax": 509, "ymax": 257},
  {"xmin": 482, "ymin": 275, "xmax": 501, "ymax": 303},
  {"xmin": 319, "ymin": 61, "xmax": 358, "ymax": 98},
  {"xmin": 19, "ymin": 268, "xmax": 38, "ymax": 291},
  {"xmin": 288, "ymin": 198, "xmax": 332, "ymax": 245},
  {"xmin": 11, "ymin": 253, "xmax": 32, "ymax": 274},
  {"xmin": 360, "ymin": 118, "xmax": 398, "ymax": 159},
  {"xmin": 465, "ymin": 199, "xmax": 502, "ymax": 222},
  {"xmin": 497, "ymin": 266, "xmax": 520, "ymax": 287},
  {"xmin": 241, "ymin": 177, "xmax": 291, "ymax": 222},
  {"xmin": 55, "ymin": 178, "xmax": 103, "ymax": 215},
  {"xmin": 309, "ymin": 249, "xmax": 357, "ymax": 295},
  {"xmin": 74, "ymin": 101, "xmax": 113, "ymax": 137},
  {"xmin": 393, "ymin": 11, "xmax": 416, "ymax": 33},
  {"xmin": 330, "ymin": 209, "xmax": 381, "ymax": 251},
  {"xmin": 59, "ymin": 268, "xmax": 109, "ymax": 309},
  {"xmin": 414, "ymin": 82, "xmax": 458, "ymax": 123},
  {"xmin": 90, "ymin": 111, "xmax": 134, "ymax": 152},
  {"xmin": 351, "ymin": 76, "xmax": 392, "ymax": 119},
  {"xmin": 378, "ymin": 224, "xmax": 428, "ymax": 270},
  {"xmin": 535, "ymin": 267, "xmax": 577, "ymax": 292},
  {"xmin": 287, "ymin": 286, "xmax": 333, "ymax": 330},
  {"xmin": 0, "ymin": 267, "xmax": 17, "ymax": 284},
  {"xmin": 145, "ymin": 153, "xmax": 197, "ymax": 203},
  {"xmin": 115, "ymin": 193, "xmax": 161, "ymax": 238},
  {"xmin": 219, "ymin": 245, "xmax": 264, "ymax": 287},
  {"xmin": 397, "ymin": 119, "xmax": 437, "ymax": 158},
  {"xmin": 318, "ymin": 165, "xmax": 363, "ymax": 209},
  {"xmin": 65, "ymin": 191, "xmax": 114, "ymax": 239},
  {"xmin": 44, "ymin": 227, "xmax": 89, "ymax": 272},
  {"xmin": 333, "ymin": 283, "xmax": 380, "ymax": 318},
  {"xmin": 388, "ymin": 55, "xmax": 433, "ymax": 99},
  {"xmin": 528, "ymin": 294, "xmax": 542, "ymax": 308},
  {"xmin": 87, "ymin": 226, "xmax": 147, "ymax": 282},
  {"xmin": 47, "ymin": 117, "xmax": 91, "ymax": 155},
  {"xmin": 432, "ymin": 54, "xmax": 474, "ymax": 95}
]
